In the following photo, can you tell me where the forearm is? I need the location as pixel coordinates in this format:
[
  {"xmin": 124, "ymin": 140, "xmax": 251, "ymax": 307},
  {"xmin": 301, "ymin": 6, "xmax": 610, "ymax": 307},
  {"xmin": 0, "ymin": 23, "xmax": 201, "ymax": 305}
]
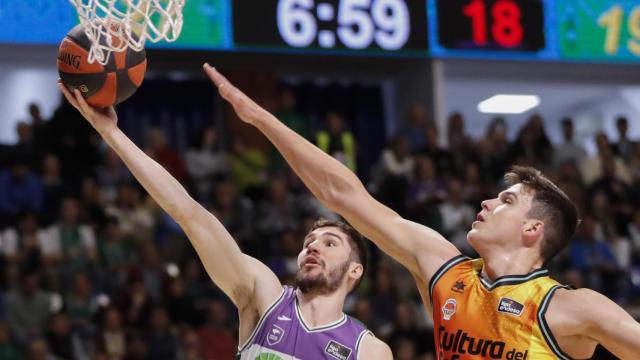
[{"xmin": 100, "ymin": 127, "xmax": 195, "ymax": 223}]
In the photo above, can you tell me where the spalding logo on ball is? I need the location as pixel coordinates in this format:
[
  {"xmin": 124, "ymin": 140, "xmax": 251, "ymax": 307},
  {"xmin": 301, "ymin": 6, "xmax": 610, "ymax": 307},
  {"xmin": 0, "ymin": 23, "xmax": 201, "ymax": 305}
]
[{"xmin": 57, "ymin": 24, "xmax": 147, "ymax": 107}]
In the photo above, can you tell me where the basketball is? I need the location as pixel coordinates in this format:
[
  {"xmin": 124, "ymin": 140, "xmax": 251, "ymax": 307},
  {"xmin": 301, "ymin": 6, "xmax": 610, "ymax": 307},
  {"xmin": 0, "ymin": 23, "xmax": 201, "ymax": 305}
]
[{"xmin": 57, "ymin": 24, "xmax": 146, "ymax": 108}]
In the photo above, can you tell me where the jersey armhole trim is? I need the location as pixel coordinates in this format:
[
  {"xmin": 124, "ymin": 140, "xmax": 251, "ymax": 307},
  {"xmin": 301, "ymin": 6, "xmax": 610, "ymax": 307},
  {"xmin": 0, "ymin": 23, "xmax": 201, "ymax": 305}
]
[
  {"xmin": 355, "ymin": 329, "xmax": 373, "ymax": 360},
  {"xmin": 537, "ymin": 284, "xmax": 574, "ymax": 360},
  {"xmin": 237, "ymin": 287, "xmax": 287, "ymax": 352},
  {"xmin": 428, "ymin": 254, "xmax": 470, "ymax": 303}
]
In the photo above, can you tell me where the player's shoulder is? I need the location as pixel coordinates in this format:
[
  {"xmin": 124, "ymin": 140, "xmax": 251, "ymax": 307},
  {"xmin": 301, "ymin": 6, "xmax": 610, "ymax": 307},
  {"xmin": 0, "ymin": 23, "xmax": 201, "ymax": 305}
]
[
  {"xmin": 546, "ymin": 287, "xmax": 615, "ymax": 327},
  {"xmin": 358, "ymin": 333, "xmax": 392, "ymax": 360}
]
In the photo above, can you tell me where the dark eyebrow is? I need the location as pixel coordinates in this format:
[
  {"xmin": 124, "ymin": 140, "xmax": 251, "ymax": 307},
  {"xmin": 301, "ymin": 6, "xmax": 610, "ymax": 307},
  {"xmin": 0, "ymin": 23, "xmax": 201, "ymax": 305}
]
[{"xmin": 323, "ymin": 232, "xmax": 345, "ymax": 243}]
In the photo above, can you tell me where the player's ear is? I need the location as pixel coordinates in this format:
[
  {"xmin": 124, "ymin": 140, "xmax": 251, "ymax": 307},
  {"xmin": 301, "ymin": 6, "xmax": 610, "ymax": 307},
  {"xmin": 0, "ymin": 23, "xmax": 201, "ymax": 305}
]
[
  {"xmin": 522, "ymin": 219, "xmax": 544, "ymax": 247},
  {"xmin": 349, "ymin": 262, "xmax": 363, "ymax": 282}
]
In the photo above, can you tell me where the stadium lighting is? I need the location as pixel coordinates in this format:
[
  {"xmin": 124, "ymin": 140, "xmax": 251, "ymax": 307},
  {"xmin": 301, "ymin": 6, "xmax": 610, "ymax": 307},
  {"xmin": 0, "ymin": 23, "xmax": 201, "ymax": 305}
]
[{"xmin": 478, "ymin": 94, "xmax": 540, "ymax": 114}]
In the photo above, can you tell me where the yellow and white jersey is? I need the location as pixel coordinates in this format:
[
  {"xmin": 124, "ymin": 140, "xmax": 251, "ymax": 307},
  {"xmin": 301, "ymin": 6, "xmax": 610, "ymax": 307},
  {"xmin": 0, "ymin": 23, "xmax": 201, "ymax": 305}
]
[{"xmin": 430, "ymin": 255, "xmax": 571, "ymax": 360}]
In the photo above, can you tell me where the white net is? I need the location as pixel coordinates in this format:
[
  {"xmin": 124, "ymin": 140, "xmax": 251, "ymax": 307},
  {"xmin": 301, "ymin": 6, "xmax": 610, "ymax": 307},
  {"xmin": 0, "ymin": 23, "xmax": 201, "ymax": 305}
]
[{"xmin": 69, "ymin": 0, "xmax": 185, "ymax": 65}]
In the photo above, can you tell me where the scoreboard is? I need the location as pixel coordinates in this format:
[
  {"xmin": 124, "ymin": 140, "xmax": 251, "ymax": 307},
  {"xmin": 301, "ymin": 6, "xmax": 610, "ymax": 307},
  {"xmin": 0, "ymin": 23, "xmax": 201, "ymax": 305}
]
[
  {"xmin": 429, "ymin": 0, "xmax": 640, "ymax": 62},
  {"xmin": 1, "ymin": 0, "xmax": 639, "ymax": 63}
]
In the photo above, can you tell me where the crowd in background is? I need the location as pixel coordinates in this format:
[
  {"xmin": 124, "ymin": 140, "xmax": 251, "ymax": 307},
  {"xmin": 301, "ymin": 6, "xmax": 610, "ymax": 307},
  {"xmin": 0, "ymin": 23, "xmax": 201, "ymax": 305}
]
[{"xmin": 0, "ymin": 91, "xmax": 638, "ymax": 360}]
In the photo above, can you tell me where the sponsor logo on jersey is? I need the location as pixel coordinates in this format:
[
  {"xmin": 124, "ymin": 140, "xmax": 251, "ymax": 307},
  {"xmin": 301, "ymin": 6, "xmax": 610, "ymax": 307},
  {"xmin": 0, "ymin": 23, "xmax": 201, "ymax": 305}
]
[
  {"xmin": 442, "ymin": 298, "xmax": 457, "ymax": 320},
  {"xmin": 324, "ymin": 340, "xmax": 352, "ymax": 360},
  {"xmin": 277, "ymin": 315, "xmax": 291, "ymax": 321},
  {"xmin": 497, "ymin": 297, "xmax": 525, "ymax": 317},
  {"xmin": 267, "ymin": 324, "xmax": 285, "ymax": 346},
  {"xmin": 438, "ymin": 327, "xmax": 529, "ymax": 360},
  {"xmin": 451, "ymin": 280, "xmax": 466, "ymax": 294}
]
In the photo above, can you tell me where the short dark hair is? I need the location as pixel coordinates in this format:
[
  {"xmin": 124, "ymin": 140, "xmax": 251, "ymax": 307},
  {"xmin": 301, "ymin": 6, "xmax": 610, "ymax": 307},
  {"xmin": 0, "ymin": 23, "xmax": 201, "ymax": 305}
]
[
  {"xmin": 504, "ymin": 166, "xmax": 579, "ymax": 264},
  {"xmin": 309, "ymin": 218, "xmax": 368, "ymax": 290}
]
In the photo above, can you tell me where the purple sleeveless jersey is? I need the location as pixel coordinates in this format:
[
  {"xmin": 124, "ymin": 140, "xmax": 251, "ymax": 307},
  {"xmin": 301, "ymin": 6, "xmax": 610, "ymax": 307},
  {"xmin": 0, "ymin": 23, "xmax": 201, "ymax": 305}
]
[{"xmin": 237, "ymin": 286, "xmax": 370, "ymax": 360}]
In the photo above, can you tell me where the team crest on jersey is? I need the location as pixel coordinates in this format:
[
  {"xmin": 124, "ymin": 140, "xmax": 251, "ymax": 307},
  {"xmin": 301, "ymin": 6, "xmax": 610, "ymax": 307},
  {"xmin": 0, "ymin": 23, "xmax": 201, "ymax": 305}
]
[
  {"xmin": 442, "ymin": 298, "xmax": 457, "ymax": 320},
  {"xmin": 267, "ymin": 324, "xmax": 285, "ymax": 346},
  {"xmin": 497, "ymin": 297, "xmax": 525, "ymax": 316},
  {"xmin": 325, "ymin": 340, "xmax": 352, "ymax": 360}
]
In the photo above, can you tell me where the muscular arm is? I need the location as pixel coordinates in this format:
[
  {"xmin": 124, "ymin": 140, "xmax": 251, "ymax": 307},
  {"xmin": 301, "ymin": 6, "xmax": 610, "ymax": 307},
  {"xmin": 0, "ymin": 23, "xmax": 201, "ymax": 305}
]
[
  {"xmin": 205, "ymin": 64, "xmax": 459, "ymax": 281},
  {"xmin": 548, "ymin": 288, "xmax": 640, "ymax": 359},
  {"xmin": 58, "ymin": 84, "xmax": 281, "ymax": 311},
  {"xmin": 358, "ymin": 334, "xmax": 393, "ymax": 360}
]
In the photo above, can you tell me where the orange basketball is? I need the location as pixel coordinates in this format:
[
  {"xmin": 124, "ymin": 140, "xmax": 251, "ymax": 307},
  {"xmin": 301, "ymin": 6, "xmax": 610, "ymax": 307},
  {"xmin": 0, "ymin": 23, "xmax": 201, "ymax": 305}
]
[{"xmin": 57, "ymin": 24, "xmax": 146, "ymax": 108}]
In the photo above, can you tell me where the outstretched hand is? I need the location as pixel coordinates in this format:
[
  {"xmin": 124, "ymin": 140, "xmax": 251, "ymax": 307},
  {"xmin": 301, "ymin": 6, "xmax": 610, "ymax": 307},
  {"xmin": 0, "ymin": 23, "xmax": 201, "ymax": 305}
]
[
  {"xmin": 203, "ymin": 63, "xmax": 266, "ymax": 125},
  {"xmin": 57, "ymin": 80, "xmax": 118, "ymax": 134}
]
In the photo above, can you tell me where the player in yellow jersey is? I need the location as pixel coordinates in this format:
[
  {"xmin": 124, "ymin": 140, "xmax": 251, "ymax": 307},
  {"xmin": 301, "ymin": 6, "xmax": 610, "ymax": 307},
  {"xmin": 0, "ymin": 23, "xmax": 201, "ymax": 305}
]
[{"xmin": 204, "ymin": 64, "xmax": 640, "ymax": 359}]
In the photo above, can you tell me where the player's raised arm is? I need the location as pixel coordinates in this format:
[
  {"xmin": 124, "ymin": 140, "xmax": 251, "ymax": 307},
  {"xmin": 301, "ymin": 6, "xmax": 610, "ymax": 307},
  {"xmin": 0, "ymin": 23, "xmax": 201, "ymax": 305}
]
[
  {"xmin": 204, "ymin": 64, "xmax": 459, "ymax": 280},
  {"xmin": 57, "ymin": 83, "xmax": 281, "ymax": 311},
  {"xmin": 548, "ymin": 288, "xmax": 640, "ymax": 359}
]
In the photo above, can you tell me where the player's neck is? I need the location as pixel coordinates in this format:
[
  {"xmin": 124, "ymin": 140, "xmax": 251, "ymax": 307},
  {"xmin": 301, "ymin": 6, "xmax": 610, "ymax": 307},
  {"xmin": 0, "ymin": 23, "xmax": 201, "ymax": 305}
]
[
  {"xmin": 295, "ymin": 288, "xmax": 346, "ymax": 328},
  {"xmin": 480, "ymin": 250, "xmax": 544, "ymax": 282}
]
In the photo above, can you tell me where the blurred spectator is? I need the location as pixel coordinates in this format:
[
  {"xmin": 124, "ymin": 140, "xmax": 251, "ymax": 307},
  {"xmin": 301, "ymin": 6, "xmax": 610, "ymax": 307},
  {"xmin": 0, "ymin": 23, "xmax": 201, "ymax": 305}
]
[
  {"xmin": 581, "ymin": 132, "xmax": 632, "ymax": 185},
  {"xmin": 272, "ymin": 87, "xmax": 309, "ymax": 172},
  {"xmin": 45, "ymin": 312, "xmax": 89, "ymax": 360},
  {"xmin": 145, "ymin": 128, "xmax": 187, "ymax": 182},
  {"xmin": 387, "ymin": 301, "xmax": 434, "ymax": 359},
  {"xmin": 316, "ymin": 111, "xmax": 357, "ymax": 172},
  {"xmin": 589, "ymin": 155, "xmax": 636, "ymax": 233},
  {"xmin": 438, "ymin": 178, "xmax": 475, "ymax": 253},
  {"xmin": 0, "ymin": 157, "xmax": 43, "ymax": 224},
  {"xmin": 569, "ymin": 216, "xmax": 620, "ymax": 297},
  {"xmin": 178, "ymin": 328, "xmax": 201, "ymax": 360},
  {"xmin": 210, "ymin": 177, "xmax": 254, "ymax": 245},
  {"xmin": 405, "ymin": 155, "xmax": 446, "ymax": 229},
  {"xmin": 185, "ymin": 127, "xmax": 228, "ymax": 200},
  {"xmin": 64, "ymin": 273, "xmax": 97, "ymax": 337},
  {"xmin": 628, "ymin": 142, "xmax": 640, "ymax": 184},
  {"xmin": 275, "ymin": 87, "xmax": 309, "ymax": 139},
  {"xmin": 373, "ymin": 135, "xmax": 414, "ymax": 212},
  {"xmin": 612, "ymin": 116, "xmax": 634, "ymax": 161},
  {"xmin": 369, "ymin": 268, "xmax": 398, "ymax": 333},
  {"xmin": 256, "ymin": 177, "xmax": 299, "ymax": 240},
  {"xmin": 0, "ymin": 322, "xmax": 19, "ymax": 360},
  {"xmin": 105, "ymin": 183, "xmax": 154, "ymax": 239},
  {"xmin": 266, "ymin": 229, "xmax": 302, "ymax": 283},
  {"xmin": 27, "ymin": 337, "xmax": 56, "ymax": 360},
  {"xmin": 554, "ymin": 117, "xmax": 586, "ymax": 168},
  {"xmin": 40, "ymin": 198, "xmax": 97, "ymax": 290},
  {"xmin": 6, "ymin": 272, "xmax": 52, "ymax": 345},
  {"xmin": 475, "ymin": 117, "xmax": 510, "ymax": 181},
  {"xmin": 510, "ymin": 114, "xmax": 553, "ymax": 168},
  {"xmin": 96, "ymin": 307, "xmax": 126, "ymax": 360},
  {"xmin": 40, "ymin": 154, "xmax": 67, "ymax": 225},
  {"xmin": 379, "ymin": 135, "xmax": 414, "ymax": 181},
  {"xmin": 165, "ymin": 278, "xmax": 200, "ymax": 327},
  {"xmin": 79, "ymin": 176, "xmax": 108, "ymax": 230},
  {"xmin": 1, "ymin": 212, "xmax": 45, "ymax": 287},
  {"xmin": 96, "ymin": 149, "xmax": 133, "ymax": 203},
  {"xmin": 447, "ymin": 112, "xmax": 473, "ymax": 175},
  {"xmin": 99, "ymin": 217, "xmax": 135, "ymax": 291},
  {"xmin": 399, "ymin": 104, "xmax": 430, "ymax": 152},
  {"xmin": 146, "ymin": 306, "xmax": 177, "ymax": 360},
  {"xmin": 229, "ymin": 139, "xmax": 269, "ymax": 195},
  {"xmin": 197, "ymin": 300, "xmax": 236, "ymax": 360}
]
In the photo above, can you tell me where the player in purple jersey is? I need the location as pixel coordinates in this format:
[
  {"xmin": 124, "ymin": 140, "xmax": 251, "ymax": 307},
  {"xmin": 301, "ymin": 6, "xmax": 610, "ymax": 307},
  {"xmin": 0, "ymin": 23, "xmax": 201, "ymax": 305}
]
[{"xmin": 58, "ymin": 83, "xmax": 392, "ymax": 359}]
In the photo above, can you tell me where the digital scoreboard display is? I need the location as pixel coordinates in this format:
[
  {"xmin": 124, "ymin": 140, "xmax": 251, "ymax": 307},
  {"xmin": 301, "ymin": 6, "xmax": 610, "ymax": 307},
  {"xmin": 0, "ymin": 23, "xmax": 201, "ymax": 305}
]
[
  {"xmin": 436, "ymin": 0, "xmax": 545, "ymax": 52},
  {"xmin": 232, "ymin": 0, "xmax": 429, "ymax": 56},
  {"xmin": 1, "ymin": 0, "xmax": 639, "ymax": 62},
  {"xmin": 557, "ymin": 0, "xmax": 640, "ymax": 62}
]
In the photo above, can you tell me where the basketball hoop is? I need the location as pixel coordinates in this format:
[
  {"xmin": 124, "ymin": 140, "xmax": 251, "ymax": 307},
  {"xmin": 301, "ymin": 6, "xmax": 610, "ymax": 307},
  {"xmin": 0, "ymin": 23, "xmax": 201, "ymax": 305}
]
[{"xmin": 68, "ymin": 0, "xmax": 185, "ymax": 65}]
